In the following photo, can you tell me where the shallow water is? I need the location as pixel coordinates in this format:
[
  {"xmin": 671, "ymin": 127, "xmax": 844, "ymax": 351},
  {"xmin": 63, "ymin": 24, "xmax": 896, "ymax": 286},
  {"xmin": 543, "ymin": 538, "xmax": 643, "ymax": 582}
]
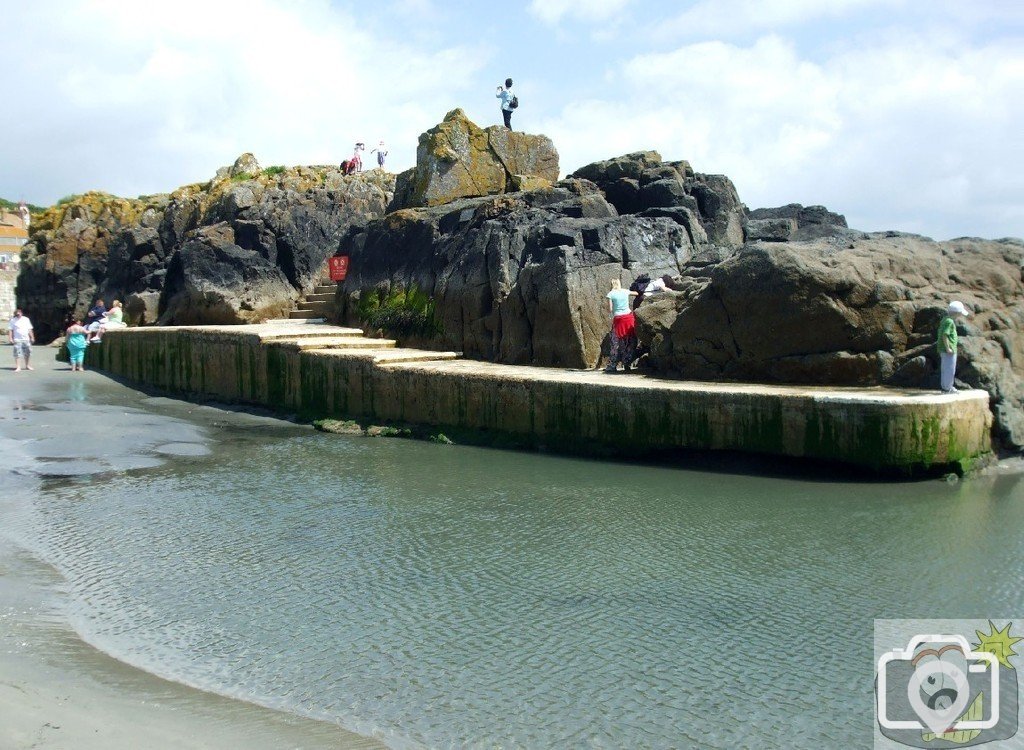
[{"xmin": 3, "ymin": 369, "xmax": 1024, "ymax": 748}]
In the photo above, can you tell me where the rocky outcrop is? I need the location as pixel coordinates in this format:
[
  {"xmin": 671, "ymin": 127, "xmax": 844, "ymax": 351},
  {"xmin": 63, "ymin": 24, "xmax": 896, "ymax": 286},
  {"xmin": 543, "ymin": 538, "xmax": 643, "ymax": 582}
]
[
  {"xmin": 337, "ymin": 180, "xmax": 690, "ymax": 367},
  {"xmin": 746, "ymin": 203, "xmax": 853, "ymax": 242},
  {"xmin": 337, "ymin": 150, "xmax": 755, "ymax": 368},
  {"xmin": 635, "ymin": 235, "xmax": 1024, "ymax": 451},
  {"xmin": 160, "ymin": 223, "xmax": 298, "ymax": 324},
  {"xmin": 17, "ymin": 162, "xmax": 394, "ymax": 341},
  {"xmin": 569, "ymin": 151, "xmax": 746, "ymax": 248},
  {"xmin": 16, "ymin": 192, "xmax": 168, "ymax": 341},
  {"xmin": 389, "ymin": 109, "xmax": 559, "ymax": 211}
]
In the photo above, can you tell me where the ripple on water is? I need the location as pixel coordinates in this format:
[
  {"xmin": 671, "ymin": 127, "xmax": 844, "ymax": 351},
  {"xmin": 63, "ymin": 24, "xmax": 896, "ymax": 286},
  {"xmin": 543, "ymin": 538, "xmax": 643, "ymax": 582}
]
[{"xmin": 8, "ymin": 431, "xmax": 1024, "ymax": 749}]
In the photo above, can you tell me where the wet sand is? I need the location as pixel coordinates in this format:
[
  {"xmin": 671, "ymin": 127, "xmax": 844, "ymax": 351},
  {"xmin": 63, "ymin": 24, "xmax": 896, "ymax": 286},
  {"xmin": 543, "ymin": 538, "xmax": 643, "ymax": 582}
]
[{"xmin": 0, "ymin": 348, "xmax": 385, "ymax": 749}]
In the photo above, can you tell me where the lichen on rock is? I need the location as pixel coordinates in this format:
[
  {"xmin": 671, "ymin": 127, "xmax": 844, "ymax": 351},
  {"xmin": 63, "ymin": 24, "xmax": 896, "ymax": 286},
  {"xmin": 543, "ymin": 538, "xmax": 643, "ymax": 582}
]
[
  {"xmin": 17, "ymin": 159, "xmax": 396, "ymax": 340},
  {"xmin": 389, "ymin": 108, "xmax": 559, "ymax": 210}
]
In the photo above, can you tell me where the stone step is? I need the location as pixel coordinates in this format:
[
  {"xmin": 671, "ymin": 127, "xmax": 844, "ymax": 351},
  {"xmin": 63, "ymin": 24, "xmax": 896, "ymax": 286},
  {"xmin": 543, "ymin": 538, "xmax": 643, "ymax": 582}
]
[
  {"xmin": 259, "ymin": 326, "xmax": 365, "ymax": 340},
  {"xmin": 280, "ymin": 337, "xmax": 398, "ymax": 351},
  {"xmin": 304, "ymin": 292, "xmax": 335, "ymax": 302},
  {"xmin": 366, "ymin": 349, "xmax": 461, "ymax": 364},
  {"xmin": 288, "ymin": 310, "xmax": 325, "ymax": 320},
  {"xmin": 313, "ymin": 285, "xmax": 335, "ymax": 294},
  {"xmin": 297, "ymin": 300, "xmax": 333, "ymax": 311}
]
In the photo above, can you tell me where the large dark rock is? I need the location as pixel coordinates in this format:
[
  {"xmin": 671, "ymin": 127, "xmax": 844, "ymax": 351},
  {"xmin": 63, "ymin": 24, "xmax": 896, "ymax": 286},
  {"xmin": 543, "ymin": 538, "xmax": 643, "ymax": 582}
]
[
  {"xmin": 336, "ymin": 181, "xmax": 691, "ymax": 367},
  {"xmin": 159, "ymin": 223, "xmax": 297, "ymax": 325},
  {"xmin": 15, "ymin": 193, "xmax": 164, "ymax": 340},
  {"xmin": 17, "ymin": 164, "xmax": 394, "ymax": 339},
  {"xmin": 570, "ymin": 152, "xmax": 744, "ymax": 249},
  {"xmin": 635, "ymin": 235, "xmax": 1024, "ymax": 451},
  {"xmin": 747, "ymin": 203, "xmax": 853, "ymax": 241}
]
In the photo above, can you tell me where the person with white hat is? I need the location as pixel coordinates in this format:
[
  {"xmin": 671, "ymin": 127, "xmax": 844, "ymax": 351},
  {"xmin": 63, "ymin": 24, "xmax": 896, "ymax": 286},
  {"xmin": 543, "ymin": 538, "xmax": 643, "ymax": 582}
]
[{"xmin": 937, "ymin": 300, "xmax": 970, "ymax": 393}]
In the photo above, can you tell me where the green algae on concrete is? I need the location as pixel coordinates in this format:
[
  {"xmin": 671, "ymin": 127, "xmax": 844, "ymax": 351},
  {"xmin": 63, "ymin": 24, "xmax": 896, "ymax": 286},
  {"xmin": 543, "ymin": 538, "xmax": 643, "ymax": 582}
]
[{"xmin": 86, "ymin": 324, "xmax": 994, "ymax": 475}]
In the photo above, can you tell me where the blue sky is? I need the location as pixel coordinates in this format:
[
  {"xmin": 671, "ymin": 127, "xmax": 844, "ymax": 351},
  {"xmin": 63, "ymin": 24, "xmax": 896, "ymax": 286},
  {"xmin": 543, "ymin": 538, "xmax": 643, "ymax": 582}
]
[{"xmin": 2, "ymin": 0, "xmax": 1022, "ymax": 240}]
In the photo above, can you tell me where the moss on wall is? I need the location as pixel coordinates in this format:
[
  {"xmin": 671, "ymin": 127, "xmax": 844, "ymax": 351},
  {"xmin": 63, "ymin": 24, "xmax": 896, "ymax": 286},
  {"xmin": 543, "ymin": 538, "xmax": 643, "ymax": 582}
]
[{"xmin": 88, "ymin": 329, "xmax": 994, "ymax": 476}]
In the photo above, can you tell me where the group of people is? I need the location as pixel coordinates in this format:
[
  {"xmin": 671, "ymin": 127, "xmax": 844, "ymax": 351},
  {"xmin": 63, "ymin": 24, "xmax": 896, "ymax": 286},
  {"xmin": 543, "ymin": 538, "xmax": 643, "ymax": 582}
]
[
  {"xmin": 601, "ymin": 274, "xmax": 972, "ymax": 392},
  {"xmin": 63, "ymin": 299, "xmax": 126, "ymax": 371},
  {"xmin": 341, "ymin": 141, "xmax": 388, "ymax": 175},
  {"xmin": 5, "ymin": 300, "xmax": 127, "ymax": 373}
]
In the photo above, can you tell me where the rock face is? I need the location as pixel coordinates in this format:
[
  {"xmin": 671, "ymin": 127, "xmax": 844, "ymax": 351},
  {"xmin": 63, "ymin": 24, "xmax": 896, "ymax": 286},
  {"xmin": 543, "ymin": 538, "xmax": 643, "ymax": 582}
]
[
  {"xmin": 747, "ymin": 203, "xmax": 852, "ymax": 242},
  {"xmin": 569, "ymin": 151, "xmax": 747, "ymax": 248},
  {"xmin": 17, "ymin": 163, "xmax": 394, "ymax": 341},
  {"xmin": 338, "ymin": 181, "xmax": 691, "ymax": 367},
  {"xmin": 635, "ymin": 235, "xmax": 1024, "ymax": 451},
  {"xmin": 338, "ymin": 150, "xmax": 750, "ymax": 368},
  {"xmin": 389, "ymin": 109, "xmax": 559, "ymax": 211}
]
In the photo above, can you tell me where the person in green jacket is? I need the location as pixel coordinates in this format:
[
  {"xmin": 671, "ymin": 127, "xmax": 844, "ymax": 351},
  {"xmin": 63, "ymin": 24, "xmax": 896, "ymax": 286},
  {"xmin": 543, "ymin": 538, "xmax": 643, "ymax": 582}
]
[{"xmin": 937, "ymin": 300, "xmax": 969, "ymax": 393}]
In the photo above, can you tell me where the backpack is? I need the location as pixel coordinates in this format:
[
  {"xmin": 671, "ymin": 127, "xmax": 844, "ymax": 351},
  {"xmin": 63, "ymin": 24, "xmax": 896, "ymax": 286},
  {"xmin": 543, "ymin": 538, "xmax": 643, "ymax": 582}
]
[{"xmin": 510, "ymin": 95, "xmax": 519, "ymax": 110}]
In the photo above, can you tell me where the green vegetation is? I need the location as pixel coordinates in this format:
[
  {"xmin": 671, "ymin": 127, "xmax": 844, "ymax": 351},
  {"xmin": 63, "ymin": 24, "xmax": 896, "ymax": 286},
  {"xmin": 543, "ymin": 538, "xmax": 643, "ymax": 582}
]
[
  {"xmin": 0, "ymin": 197, "xmax": 44, "ymax": 212},
  {"xmin": 357, "ymin": 285, "xmax": 441, "ymax": 340},
  {"xmin": 262, "ymin": 165, "xmax": 286, "ymax": 177},
  {"xmin": 230, "ymin": 172, "xmax": 255, "ymax": 182},
  {"xmin": 56, "ymin": 194, "xmax": 81, "ymax": 206}
]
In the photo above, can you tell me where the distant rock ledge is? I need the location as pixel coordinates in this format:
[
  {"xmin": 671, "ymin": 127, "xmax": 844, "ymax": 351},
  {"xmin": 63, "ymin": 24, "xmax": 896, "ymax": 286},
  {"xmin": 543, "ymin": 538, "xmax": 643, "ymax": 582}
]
[{"xmin": 17, "ymin": 155, "xmax": 395, "ymax": 340}]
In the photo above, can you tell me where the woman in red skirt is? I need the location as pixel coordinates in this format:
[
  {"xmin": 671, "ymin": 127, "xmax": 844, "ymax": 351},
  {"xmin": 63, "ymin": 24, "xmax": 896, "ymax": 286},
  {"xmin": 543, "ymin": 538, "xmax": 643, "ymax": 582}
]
[{"xmin": 605, "ymin": 279, "xmax": 638, "ymax": 373}]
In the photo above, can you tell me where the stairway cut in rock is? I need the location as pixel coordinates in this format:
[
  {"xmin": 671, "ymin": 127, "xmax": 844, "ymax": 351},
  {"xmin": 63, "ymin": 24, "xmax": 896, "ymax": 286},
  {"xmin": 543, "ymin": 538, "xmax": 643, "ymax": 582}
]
[{"xmin": 288, "ymin": 274, "xmax": 337, "ymax": 321}]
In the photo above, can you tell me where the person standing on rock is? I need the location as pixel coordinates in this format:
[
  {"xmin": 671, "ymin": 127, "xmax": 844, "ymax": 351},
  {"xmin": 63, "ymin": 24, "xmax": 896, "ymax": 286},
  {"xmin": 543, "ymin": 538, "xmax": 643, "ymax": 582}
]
[
  {"xmin": 605, "ymin": 279, "xmax": 638, "ymax": 373},
  {"xmin": 937, "ymin": 300, "xmax": 970, "ymax": 394},
  {"xmin": 496, "ymin": 78, "xmax": 516, "ymax": 130},
  {"xmin": 370, "ymin": 141, "xmax": 388, "ymax": 169},
  {"xmin": 8, "ymin": 308, "xmax": 34, "ymax": 372}
]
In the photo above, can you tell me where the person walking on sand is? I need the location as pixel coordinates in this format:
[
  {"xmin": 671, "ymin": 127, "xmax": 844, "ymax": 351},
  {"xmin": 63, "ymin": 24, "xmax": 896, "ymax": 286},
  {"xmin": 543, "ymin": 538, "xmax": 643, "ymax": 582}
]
[
  {"xmin": 370, "ymin": 141, "xmax": 388, "ymax": 169},
  {"xmin": 8, "ymin": 308, "xmax": 34, "ymax": 371},
  {"xmin": 496, "ymin": 77, "xmax": 516, "ymax": 130},
  {"xmin": 938, "ymin": 300, "xmax": 970, "ymax": 393},
  {"xmin": 65, "ymin": 319, "xmax": 89, "ymax": 372},
  {"xmin": 604, "ymin": 279, "xmax": 638, "ymax": 373}
]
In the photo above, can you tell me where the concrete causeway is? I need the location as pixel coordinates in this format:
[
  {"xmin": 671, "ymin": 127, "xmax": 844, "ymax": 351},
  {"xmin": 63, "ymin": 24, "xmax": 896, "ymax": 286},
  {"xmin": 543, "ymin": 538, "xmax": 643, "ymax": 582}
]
[{"xmin": 87, "ymin": 321, "xmax": 993, "ymax": 474}]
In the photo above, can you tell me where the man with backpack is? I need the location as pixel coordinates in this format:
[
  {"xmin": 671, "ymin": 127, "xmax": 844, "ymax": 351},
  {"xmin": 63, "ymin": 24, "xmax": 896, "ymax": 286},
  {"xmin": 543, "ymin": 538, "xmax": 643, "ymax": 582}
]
[{"xmin": 495, "ymin": 78, "xmax": 517, "ymax": 130}]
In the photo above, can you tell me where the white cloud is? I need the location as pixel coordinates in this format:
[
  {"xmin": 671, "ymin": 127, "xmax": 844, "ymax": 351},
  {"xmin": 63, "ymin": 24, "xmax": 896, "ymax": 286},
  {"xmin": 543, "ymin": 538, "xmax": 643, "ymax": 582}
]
[
  {"xmin": 656, "ymin": 0, "xmax": 899, "ymax": 40},
  {"xmin": 542, "ymin": 32, "xmax": 1024, "ymax": 239},
  {"xmin": 1, "ymin": 1, "xmax": 1020, "ymax": 240},
  {"xmin": 0, "ymin": 0, "xmax": 488, "ymax": 203},
  {"xmin": 528, "ymin": 0, "xmax": 632, "ymax": 25}
]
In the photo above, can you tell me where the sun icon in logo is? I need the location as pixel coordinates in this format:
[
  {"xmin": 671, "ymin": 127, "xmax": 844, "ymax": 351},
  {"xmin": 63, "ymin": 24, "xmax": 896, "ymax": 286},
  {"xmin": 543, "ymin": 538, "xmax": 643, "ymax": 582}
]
[{"xmin": 974, "ymin": 620, "xmax": 1022, "ymax": 670}]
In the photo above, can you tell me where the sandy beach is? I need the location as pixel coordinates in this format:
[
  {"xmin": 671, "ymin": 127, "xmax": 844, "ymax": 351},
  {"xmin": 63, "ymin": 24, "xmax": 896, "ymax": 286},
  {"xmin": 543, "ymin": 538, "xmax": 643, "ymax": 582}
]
[{"xmin": 0, "ymin": 346, "xmax": 385, "ymax": 750}]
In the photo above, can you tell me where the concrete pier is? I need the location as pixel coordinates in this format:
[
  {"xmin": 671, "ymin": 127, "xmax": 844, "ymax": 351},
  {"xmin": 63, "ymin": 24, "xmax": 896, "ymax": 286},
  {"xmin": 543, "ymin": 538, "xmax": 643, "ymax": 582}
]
[{"xmin": 87, "ymin": 322, "xmax": 993, "ymax": 474}]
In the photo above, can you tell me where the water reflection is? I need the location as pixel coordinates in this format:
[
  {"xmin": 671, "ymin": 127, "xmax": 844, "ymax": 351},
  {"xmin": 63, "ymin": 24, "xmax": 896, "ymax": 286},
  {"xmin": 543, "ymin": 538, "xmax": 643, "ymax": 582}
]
[{"xmin": 4, "ymin": 431, "xmax": 1021, "ymax": 749}]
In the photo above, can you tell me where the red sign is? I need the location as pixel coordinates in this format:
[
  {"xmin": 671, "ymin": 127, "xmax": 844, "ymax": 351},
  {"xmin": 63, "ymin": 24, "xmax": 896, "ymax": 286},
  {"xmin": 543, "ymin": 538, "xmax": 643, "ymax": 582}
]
[{"xmin": 328, "ymin": 255, "xmax": 350, "ymax": 282}]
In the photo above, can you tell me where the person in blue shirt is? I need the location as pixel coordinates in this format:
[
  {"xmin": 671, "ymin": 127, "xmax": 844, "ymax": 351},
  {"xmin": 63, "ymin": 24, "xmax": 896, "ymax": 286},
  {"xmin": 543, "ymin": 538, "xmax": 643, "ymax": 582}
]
[
  {"xmin": 496, "ymin": 78, "xmax": 515, "ymax": 130},
  {"xmin": 86, "ymin": 299, "xmax": 106, "ymax": 324},
  {"xmin": 605, "ymin": 279, "xmax": 638, "ymax": 373}
]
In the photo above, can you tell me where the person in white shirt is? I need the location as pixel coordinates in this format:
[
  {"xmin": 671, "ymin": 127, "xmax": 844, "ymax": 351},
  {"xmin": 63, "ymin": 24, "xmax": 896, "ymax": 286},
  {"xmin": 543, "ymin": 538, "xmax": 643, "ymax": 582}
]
[
  {"xmin": 496, "ymin": 78, "xmax": 515, "ymax": 130},
  {"xmin": 370, "ymin": 141, "xmax": 388, "ymax": 169},
  {"xmin": 8, "ymin": 308, "xmax": 34, "ymax": 372}
]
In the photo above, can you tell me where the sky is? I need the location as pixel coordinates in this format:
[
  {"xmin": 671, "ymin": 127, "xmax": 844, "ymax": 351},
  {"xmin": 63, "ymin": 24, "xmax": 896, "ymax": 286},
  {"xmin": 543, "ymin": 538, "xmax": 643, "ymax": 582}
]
[{"xmin": 1, "ymin": 0, "xmax": 1022, "ymax": 240}]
